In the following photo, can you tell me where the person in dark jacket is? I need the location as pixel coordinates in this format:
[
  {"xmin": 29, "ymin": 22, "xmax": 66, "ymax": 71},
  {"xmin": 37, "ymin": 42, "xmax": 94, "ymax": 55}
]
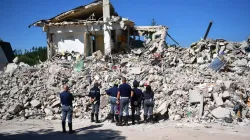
[
  {"xmin": 116, "ymin": 78, "xmax": 132, "ymax": 126},
  {"xmin": 89, "ymin": 82, "xmax": 101, "ymax": 123},
  {"xmin": 142, "ymin": 85, "xmax": 154, "ymax": 123},
  {"xmin": 106, "ymin": 81, "xmax": 119, "ymax": 123},
  {"xmin": 131, "ymin": 80, "xmax": 143, "ymax": 125},
  {"xmin": 60, "ymin": 85, "xmax": 74, "ymax": 134}
]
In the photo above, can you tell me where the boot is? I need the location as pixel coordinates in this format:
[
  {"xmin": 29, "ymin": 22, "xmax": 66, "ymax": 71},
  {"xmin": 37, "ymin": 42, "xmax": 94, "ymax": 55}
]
[
  {"xmin": 95, "ymin": 114, "xmax": 101, "ymax": 123},
  {"xmin": 115, "ymin": 115, "xmax": 119, "ymax": 122},
  {"xmin": 149, "ymin": 115, "xmax": 154, "ymax": 124},
  {"xmin": 91, "ymin": 113, "xmax": 95, "ymax": 122},
  {"xmin": 68, "ymin": 123, "xmax": 75, "ymax": 134},
  {"xmin": 144, "ymin": 115, "xmax": 148, "ymax": 123},
  {"xmin": 132, "ymin": 115, "xmax": 135, "ymax": 125},
  {"xmin": 124, "ymin": 116, "xmax": 129, "ymax": 126},
  {"xmin": 62, "ymin": 121, "xmax": 66, "ymax": 133},
  {"xmin": 110, "ymin": 114, "xmax": 115, "ymax": 123},
  {"xmin": 116, "ymin": 116, "xmax": 123, "ymax": 126},
  {"xmin": 136, "ymin": 115, "xmax": 140, "ymax": 124}
]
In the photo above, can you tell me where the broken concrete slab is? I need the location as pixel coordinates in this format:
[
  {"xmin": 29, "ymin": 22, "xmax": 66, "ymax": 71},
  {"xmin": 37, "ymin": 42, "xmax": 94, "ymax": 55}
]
[
  {"xmin": 4, "ymin": 63, "xmax": 18, "ymax": 73},
  {"xmin": 51, "ymin": 100, "xmax": 60, "ymax": 108},
  {"xmin": 8, "ymin": 104, "xmax": 23, "ymax": 115},
  {"xmin": 226, "ymin": 43, "xmax": 235, "ymax": 50},
  {"xmin": 174, "ymin": 115, "xmax": 182, "ymax": 121},
  {"xmin": 215, "ymin": 97, "xmax": 224, "ymax": 106},
  {"xmin": 224, "ymin": 100, "xmax": 234, "ymax": 108},
  {"xmin": 13, "ymin": 57, "xmax": 19, "ymax": 63},
  {"xmin": 2, "ymin": 114, "xmax": 13, "ymax": 120},
  {"xmin": 1, "ymin": 38, "xmax": 250, "ymax": 123},
  {"xmin": 100, "ymin": 96, "xmax": 108, "ymax": 109},
  {"xmin": 197, "ymin": 57, "xmax": 205, "ymax": 64},
  {"xmin": 30, "ymin": 100, "xmax": 41, "ymax": 108},
  {"xmin": 129, "ymin": 67, "xmax": 142, "ymax": 75},
  {"xmin": 0, "ymin": 90, "xmax": 7, "ymax": 96},
  {"xmin": 92, "ymin": 50, "xmax": 103, "ymax": 60},
  {"xmin": 132, "ymin": 49, "xmax": 142, "ymax": 55},
  {"xmin": 44, "ymin": 108, "xmax": 53, "ymax": 116},
  {"xmin": 222, "ymin": 91, "xmax": 230, "ymax": 98},
  {"xmin": 223, "ymin": 81, "xmax": 232, "ymax": 90},
  {"xmin": 120, "ymin": 58, "xmax": 129, "ymax": 66},
  {"xmin": 189, "ymin": 90, "xmax": 201, "ymax": 104},
  {"xmin": 232, "ymin": 59, "xmax": 248, "ymax": 67},
  {"xmin": 10, "ymin": 87, "xmax": 19, "ymax": 96},
  {"xmin": 211, "ymin": 107, "xmax": 230, "ymax": 119},
  {"xmin": 156, "ymin": 100, "xmax": 169, "ymax": 114}
]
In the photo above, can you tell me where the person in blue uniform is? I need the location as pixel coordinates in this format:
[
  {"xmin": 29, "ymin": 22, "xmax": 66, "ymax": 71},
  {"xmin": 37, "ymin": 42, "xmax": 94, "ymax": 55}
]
[
  {"xmin": 131, "ymin": 80, "xmax": 143, "ymax": 125},
  {"xmin": 60, "ymin": 85, "xmax": 75, "ymax": 134},
  {"xmin": 106, "ymin": 81, "xmax": 119, "ymax": 123},
  {"xmin": 88, "ymin": 82, "xmax": 101, "ymax": 123},
  {"xmin": 116, "ymin": 78, "xmax": 132, "ymax": 126},
  {"xmin": 142, "ymin": 85, "xmax": 154, "ymax": 123}
]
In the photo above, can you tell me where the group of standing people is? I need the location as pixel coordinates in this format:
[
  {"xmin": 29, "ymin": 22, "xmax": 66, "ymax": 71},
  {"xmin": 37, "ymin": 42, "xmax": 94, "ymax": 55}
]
[
  {"xmin": 106, "ymin": 78, "xmax": 155, "ymax": 126},
  {"xmin": 59, "ymin": 78, "xmax": 154, "ymax": 134}
]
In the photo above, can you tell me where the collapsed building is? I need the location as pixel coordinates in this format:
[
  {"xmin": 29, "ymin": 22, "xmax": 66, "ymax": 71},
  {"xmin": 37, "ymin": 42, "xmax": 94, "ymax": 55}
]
[
  {"xmin": 1, "ymin": 36, "xmax": 250, "ymax": 123},
  {"xmin": 29, "ymin": 0, "xmax": 168, "ymax": 59},
  {"xmin": 1, "ymin": 0, "xmax": 250, "ymax": 125}
]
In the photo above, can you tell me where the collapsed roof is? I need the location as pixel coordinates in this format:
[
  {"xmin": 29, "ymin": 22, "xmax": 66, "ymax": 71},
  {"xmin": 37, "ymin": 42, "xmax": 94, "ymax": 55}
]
[{"xmin": 29, "ymin": 0, "xmax": 119, "ymax": 27}]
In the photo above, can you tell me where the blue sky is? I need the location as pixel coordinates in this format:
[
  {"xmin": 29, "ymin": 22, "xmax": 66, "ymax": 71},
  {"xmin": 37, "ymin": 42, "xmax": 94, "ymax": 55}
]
[{"xmin": 0, "ymin": 0, "xmax": 250, "ymax": 50}]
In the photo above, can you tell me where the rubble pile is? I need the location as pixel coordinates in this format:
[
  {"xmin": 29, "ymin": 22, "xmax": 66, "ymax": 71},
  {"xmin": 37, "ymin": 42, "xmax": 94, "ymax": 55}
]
[{"xmin": 0, "ymin": 38, "xmax": 250, "ymax": 125}]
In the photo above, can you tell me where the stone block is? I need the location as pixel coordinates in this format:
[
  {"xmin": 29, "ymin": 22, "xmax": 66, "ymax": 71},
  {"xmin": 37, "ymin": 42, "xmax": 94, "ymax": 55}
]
[
  {"xmin": 5, "ymin": 63, "xmax": 18, "ymax": 73},
  {"xmin": 8, "ymin": 104, "xmax": 23, "ymax": 115},
  {"xmin": 197, "ymin": 57, "xmax": 205, "ymax": 64},
  {"xmin": 224, "ymin": 100, "xmax": 234, "ymax": 108},
  {"xmin": 13, "ymin": 57, "xmax": 19, "ymax": 63},
  {"xmin": 211, "ymin": 107, "xmax": 230, "ymax": 119},
  {"xmin": 174, "ymin": 115, "xmax": 182, "ymax": 121},
  {"xmin": 30, "ymin": 99, "xmax": 41, "ymax": 108},
  {"xmin": 156, "ymin": 100, "xmax": 168, "ymax": 114},
  {"xmin": 92, "ymin": 50, "xmax": 103, "ymax": 60},
  {"xmin": 100, "ymin": 96, "xmax": 108, "ymax": 109},
  {"xmin": 129, "ymin": 67, "xmax": 141, "ymax": 75},
  {"xmin": 223, "ymin": 81, "xmax": 232, "ymax": 90},
  {"xmin": 232, "ymin": 59, "xmax": 248, "ymax": 67},
  {"xmin": 51, "ymin": 100, "xmax": 60, "ymax": 108},
  {"xmin": 2, "ymin": 114, "xmax": 13, "ymax": 120},
  {"xmin": 10, "ymin": 87, "xmax": 18, "ymax": 96},
  {"xmin": 215, "ymin": 97, "xmax": 223, "ymax": 106},
  {"xmin": 44, "ymin": 108, "xmax": 53, "ymax": 116},
  {"xmin": 222, "ymin": 91, "xmax": 230, "ymax": 98},
  {"xmin": 0, "ymin": 90, "xmax": 7, "ymax": 96}
]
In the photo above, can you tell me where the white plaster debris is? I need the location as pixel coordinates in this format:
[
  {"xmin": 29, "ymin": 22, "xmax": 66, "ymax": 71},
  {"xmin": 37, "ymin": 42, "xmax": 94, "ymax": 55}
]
[{"xmin": 0, "ymin": 38, "xmax": 250, "ymax": 125}]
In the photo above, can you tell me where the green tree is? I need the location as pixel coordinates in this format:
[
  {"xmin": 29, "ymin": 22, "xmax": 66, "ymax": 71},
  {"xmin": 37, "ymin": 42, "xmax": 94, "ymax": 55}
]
[{"xmin": 13, "ymin": 46, "xmax": 47, "ymax": 66}]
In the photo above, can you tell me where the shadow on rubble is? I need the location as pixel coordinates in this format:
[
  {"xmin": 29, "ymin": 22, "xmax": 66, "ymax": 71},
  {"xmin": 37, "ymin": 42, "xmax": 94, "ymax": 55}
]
[{"xmin": 0, "ymin": 125, "xmax": 126, "ymax": 140}]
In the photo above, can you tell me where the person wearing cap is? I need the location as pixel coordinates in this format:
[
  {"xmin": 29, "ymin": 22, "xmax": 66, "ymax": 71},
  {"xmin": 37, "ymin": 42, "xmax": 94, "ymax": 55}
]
[
  {"xmin": 88, "ymin": 82, "xmax": 101, "ymax": 123},
  {"xmin": 142, "ymin": 85, "xmax": 154, "ymax": 123},
  {"xmin": 130, "ymin": 80, "xmax": 143, "ymax": 125},
  {"xmin": 116, "ymin": 78, "xmax": 132, "ymax": 126},
  {"xmin": 106, "ymin": 80, "xmax": 119, "ymax": 123},
  {"xmin": 60, "ymin": 85, "xmax": 75, "ymax": 134}
]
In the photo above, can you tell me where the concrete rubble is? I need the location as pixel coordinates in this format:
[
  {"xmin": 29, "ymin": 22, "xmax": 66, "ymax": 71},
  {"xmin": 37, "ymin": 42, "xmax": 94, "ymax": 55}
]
[{"xmin": 0, "ymin": 38, "xmax": 250, "ymax": 126}]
